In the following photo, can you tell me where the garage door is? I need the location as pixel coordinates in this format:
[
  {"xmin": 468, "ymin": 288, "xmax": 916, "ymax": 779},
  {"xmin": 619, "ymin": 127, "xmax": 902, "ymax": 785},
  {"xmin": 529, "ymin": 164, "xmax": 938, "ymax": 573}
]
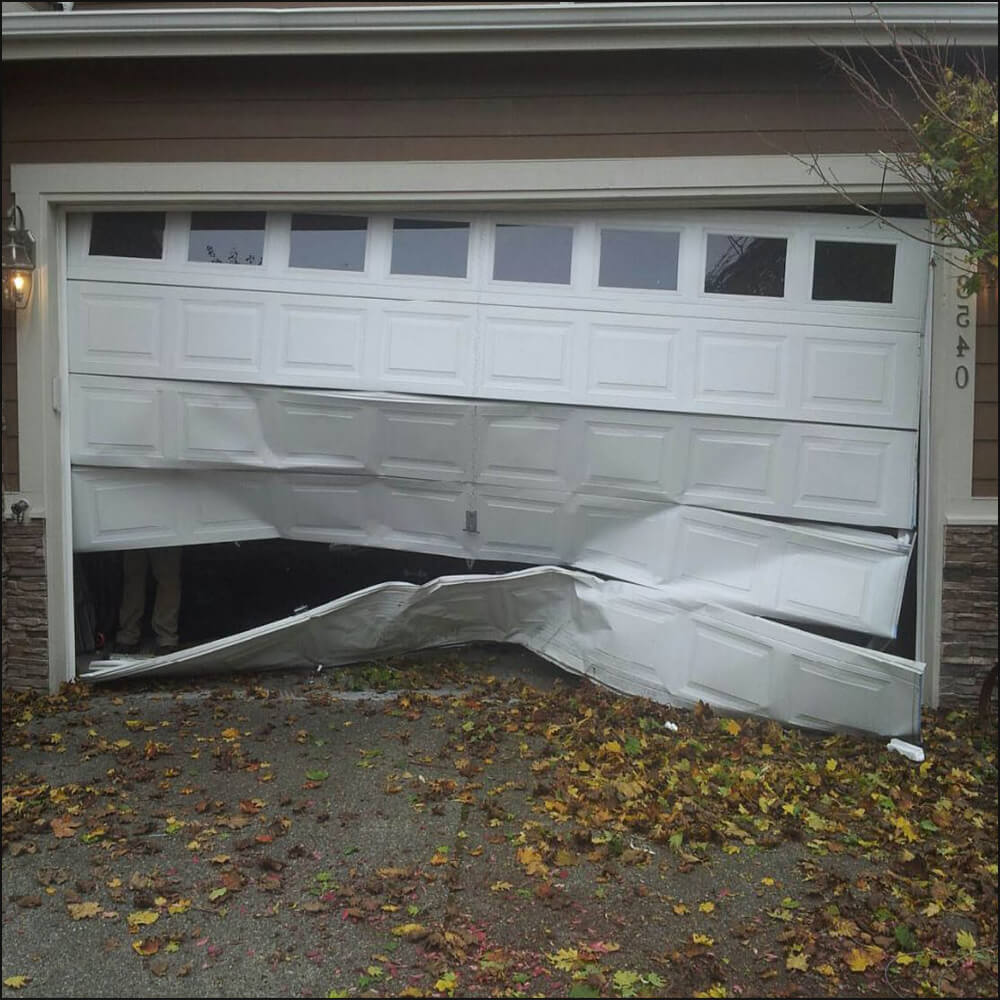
[{"xmin": 67, "ymin": 207, "xmax": 927, "ymax": 637}]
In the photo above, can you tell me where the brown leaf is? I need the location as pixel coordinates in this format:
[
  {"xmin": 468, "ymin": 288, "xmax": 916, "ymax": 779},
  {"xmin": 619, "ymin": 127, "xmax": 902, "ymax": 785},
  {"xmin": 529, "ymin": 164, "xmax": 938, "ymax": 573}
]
[
  {"xmin": 51, "ymin": 815, "xmax": 82, "ymax": 838},
  {"xmin": 67, "ymin": 901, "xmax": 101, "ymax": 920},
  {"xmin": 15, "ymin": 896, "xmax": 42, "ymax": 909}
]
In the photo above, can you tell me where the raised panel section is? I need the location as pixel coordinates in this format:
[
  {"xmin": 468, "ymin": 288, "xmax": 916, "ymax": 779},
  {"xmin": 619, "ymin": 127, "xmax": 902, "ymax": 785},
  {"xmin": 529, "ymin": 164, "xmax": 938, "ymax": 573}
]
[
  {"xmin": 587, "ymin": 324, "xmax": 677, "ymax": 400},
  {"xmin": 382, "ymin": 310, "xmax": 469, "ymax": 388},
  {"xmin": 482, "ymin": 314, "xmax": 573, "ymax": 395},
  {"xmin": 778, "ymin": 544, "xmax": 871, "ymax": 625},
  {"xmin": 477, "ymin": 492, "xmax": 563, "ymax": 561},
  {"xmin": 684, "ymin": 622, "xmax": 771, "ymax": 710},
  {"xmin": 695, "ymin": 331, "xmax": 785, "ymax": 406},
  {"xmin": 179, "ymin": 393, "xmax": 261, "ymax": 460},
  {"xmin": 803, "ymin": 340, "xmax": 907, "ymax": 423},
  {"xmin": 278, "ymin": 304, "xmax": 364, "ymax": 378},
  {"xmin": 683, "ymin": 429, "xmax": 778, "ymax": 502},
  {"xmin": 478, "ymin": 415, "xmax": 567, "ymax": 489},
  {"xmin": 178, "ymin": 300, "xmax": 264, "ymax": 373},
  {"xmin": 582, "ymin": 421, "xmax": 672, "ymax": 491},
  {"xmin": 72, "ymin": 382, "xmax": 162, "ymax": 459},
  {"xmin": 274, "ymin": 400, "xmax": 368, "ymax": 469},
  {"xmin": 675, "ymin": 521, "xmax": 763, "ymax": 593},
  {"xmin": 794, "ymin": 437, "xmax": 888, "ymax": 517},
  {"xmin": 378, "ymin": 408, "xmax": 470, "ymax": 481},
  {"xmin": 73, "ymin": 289, "xmax": 164, "ymax": 371}
]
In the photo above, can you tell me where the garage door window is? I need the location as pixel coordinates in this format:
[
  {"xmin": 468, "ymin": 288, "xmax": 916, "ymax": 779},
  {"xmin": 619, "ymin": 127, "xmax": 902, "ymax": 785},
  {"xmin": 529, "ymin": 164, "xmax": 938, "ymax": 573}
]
[
  {"xmin": 189, "ymin": 211, "xmax": 266, "ymax": 265},
  {"xmin": 290, "ymin": 213, "xmax": 367, "ymax": 272},
  {"xmin": 812, "ymin": 240, "xmax": 896, "ymax": 303},
  {"xmin": 599, "ymin": 228, "xmax": 680, "ymax": 290},
  {"xmin": 493, "ymin": 223, "xmax": 573, "ymax": 284},
  {"xmin": 89, "ymin": 212, "xmax": 165, "ymax": 260},
  {"xmin": 391, "ymin": 219, "xmax": 470, "ymax": 278},
  {"xmin": 704, "ymin": 233, "xmax": 787, "ymax": 297}
]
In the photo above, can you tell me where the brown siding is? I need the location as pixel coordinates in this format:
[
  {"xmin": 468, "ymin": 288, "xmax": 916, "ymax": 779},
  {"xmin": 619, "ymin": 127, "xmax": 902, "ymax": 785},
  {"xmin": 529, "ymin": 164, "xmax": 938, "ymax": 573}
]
[
  {"xmin": 1, "ymin": 51, "xmax": 911, "ymax": 166},
  {"xmin": 973, "ymin": 280, "xmax": 998, "ymax": 497}
]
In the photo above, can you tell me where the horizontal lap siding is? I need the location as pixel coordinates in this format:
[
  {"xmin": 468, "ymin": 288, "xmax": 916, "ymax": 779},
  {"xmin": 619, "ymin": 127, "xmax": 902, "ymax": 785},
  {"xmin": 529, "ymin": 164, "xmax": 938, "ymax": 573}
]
[
  {"xmin": 973, "ymin": 281, "xmax": 998, "ymax": 497},
  {"xmin": 1, "ymin": 51, "xmax": 910, "ymax": 165}
]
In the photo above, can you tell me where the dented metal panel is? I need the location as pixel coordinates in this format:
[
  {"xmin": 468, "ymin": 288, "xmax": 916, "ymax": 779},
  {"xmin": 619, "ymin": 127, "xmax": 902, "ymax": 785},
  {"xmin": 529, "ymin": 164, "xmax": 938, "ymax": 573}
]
[
  {"xmin": 70, "ymin": 376, "xmax": 918, "ymax": 527},
  {"xmin": 83, "ymin": 566, "xmax": 924, "ymax": 738},
  {"xmin": 71, "ymin": 466, "xmax": 912, "ymax": 636}
]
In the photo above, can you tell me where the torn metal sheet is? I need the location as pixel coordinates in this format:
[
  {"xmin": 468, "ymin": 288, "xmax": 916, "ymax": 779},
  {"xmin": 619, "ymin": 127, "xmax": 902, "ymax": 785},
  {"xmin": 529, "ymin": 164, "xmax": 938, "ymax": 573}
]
[
  {"xmin": 83, "ymin": 566, "xmax": 924, "ymax": 738},
  {"xmin": 70, "ymin": 375, "xmax": 918, "ymax": 527},
  {"xmin": 72, "ymin": 467, "xmax": 913, "ymax": 636}
]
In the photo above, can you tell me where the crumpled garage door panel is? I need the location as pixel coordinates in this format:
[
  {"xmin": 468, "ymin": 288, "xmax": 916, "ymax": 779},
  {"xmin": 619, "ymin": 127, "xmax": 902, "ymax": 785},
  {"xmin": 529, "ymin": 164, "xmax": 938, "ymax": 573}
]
[
  {"xmin": 71, "ymin": 467, "xmax": 912, "ymax": 636},
  {"xmin": 83, "ymin": 566, "xmax": 923, "ymax": 738},
  {"xmin": 70, "ymin": 376, "xmax": 918, "ymax": 528}
]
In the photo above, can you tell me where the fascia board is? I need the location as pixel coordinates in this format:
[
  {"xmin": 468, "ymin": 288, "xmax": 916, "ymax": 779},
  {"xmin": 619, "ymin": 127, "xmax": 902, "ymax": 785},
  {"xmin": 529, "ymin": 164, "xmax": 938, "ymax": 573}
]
[{"xmin": 2, "ymin": 3, "xmax": 997, "ymax": 60}]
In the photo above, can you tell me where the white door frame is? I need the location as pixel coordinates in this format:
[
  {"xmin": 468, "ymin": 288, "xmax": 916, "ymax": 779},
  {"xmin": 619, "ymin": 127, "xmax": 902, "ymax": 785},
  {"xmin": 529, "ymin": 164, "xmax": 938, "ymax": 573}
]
[{"xmin": 11, "ymin": 155, "xmax": 962, "ymax": 694}]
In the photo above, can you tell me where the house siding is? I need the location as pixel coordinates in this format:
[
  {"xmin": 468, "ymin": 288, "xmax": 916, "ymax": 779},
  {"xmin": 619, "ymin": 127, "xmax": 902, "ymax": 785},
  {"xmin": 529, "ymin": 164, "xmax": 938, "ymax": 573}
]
[
  {"xmin": 1, "ymin": 51, "xmax": 909, "ymax": 165},
  {"xmin": 973, "ymin": 280, "xmax": 998, "ymax": 498}
]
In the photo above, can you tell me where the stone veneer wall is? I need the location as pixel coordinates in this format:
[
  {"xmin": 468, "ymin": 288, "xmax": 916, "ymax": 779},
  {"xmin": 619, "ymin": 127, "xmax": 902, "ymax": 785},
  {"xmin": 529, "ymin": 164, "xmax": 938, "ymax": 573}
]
[
  {"xmin": 940, "ymin": 523, "xmax": 999, "ymax": 706},
  {"xmin": 2, "ymin": 518, "xmax": 49, "ymax": 691}
]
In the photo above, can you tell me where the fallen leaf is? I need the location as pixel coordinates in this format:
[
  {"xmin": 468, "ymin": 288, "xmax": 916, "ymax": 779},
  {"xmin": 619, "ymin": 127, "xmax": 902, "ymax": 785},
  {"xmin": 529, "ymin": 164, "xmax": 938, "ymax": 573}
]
[
  {"xmin": 127, "ymin": 910, "xmax": 160, "ymax": 932},
  {"xmin": 51, "ymin": 816, "xmax": 81, "ymax": 839},
  {"xmin": 956, "ymin": 930, "xmax": 976, "ymax": 952},
  {"xmin": 67, "ymin": 901, "xmax": 101, "ymax": 920},
  {"xmin": 3, "ymin": 976, "xmax": 31, "ymax": 989},
  {"xmin": 786, "ymin": 951, "xmax": 809, "ymax": 971},
  {"xmin": 845, "ymin": 945, "xmax": 884, "ymax": 972}
]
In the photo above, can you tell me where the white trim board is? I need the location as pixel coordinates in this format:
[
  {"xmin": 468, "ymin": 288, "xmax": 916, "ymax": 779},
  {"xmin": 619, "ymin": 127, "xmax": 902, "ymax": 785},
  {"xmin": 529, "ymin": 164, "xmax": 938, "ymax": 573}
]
[
  {"xmin": 4, "ymin": 3, "xmax": 995, "ymax": 59},
  {"xmin": 82, "ymin": 565, "xmax": 925, "ymax": 740}
]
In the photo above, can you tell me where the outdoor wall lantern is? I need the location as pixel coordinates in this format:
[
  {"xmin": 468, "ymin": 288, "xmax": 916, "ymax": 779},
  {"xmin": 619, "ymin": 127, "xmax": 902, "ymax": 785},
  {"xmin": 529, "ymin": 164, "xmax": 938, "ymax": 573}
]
[{"xmin": 2, "ymin": 198, "xmax": 36, "ymax": 311}]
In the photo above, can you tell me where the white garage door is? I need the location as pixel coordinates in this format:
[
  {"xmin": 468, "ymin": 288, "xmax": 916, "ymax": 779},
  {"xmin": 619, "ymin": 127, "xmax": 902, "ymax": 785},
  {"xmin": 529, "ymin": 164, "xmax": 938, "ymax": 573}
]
[{"xmin": 67, "ymin": 207, "xmax": 927, "ymax": 637}]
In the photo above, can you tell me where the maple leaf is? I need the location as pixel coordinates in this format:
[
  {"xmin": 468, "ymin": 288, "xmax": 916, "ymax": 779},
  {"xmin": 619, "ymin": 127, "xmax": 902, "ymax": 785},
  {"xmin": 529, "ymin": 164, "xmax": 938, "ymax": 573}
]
[
  {"xmin": 434, "ymin": 971, "xmax": 457, "ymax": 996},
  {"xmin": 167, "ymin": 899, "xmax": 191, "ymax": 915},
  {"xmin": 67, "ymin": 901, "xmax": 100, "ymax": 920},
  {"xmin": 720, "ymin": 719, "xmax": 741, "ymax": 737},
  {"xmin": 786, "ymin": 951, "xmax": 809, "ymax": 972},
  {"xmin": 516, "ymin": 845, "xmax": 549, "ymax": 877},
  {"xmin": 490, "ymin": 881, "xmax": 512, "ymax": 892},
  {"xmin": 549, "ymin": 948, "xmax": 580, "ymax": 971},
  {"xmin": 956, "ymin": 930, "xmax": 976, "ymax": 952},
  {"xmin": 392, "ymin": 923, "xmax": 427, "ymax": 940},
  {"xmin": 3, "ymin": 976, "xmax": 31, "ymax": 989},
  {"xmin": 698, "ymin": 901, "xmax": 715, "ymax": 914},
  {"xmin": 845, "ymin": 945, "xmax": 884, "ymax": 972},
  {"xmin": 692, "ymin": 933, "xmax": 714, "ymax": 946}
]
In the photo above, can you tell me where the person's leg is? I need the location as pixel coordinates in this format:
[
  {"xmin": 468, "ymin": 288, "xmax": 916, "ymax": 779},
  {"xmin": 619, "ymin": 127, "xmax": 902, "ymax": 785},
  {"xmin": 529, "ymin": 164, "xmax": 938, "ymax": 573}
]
[
  {"xmin": 117, "ymin": 549, "xmax": 148, "ymax": 648},
  {"xmin": 149, "ymin": 546, "xmax": 181, "ymax": 649}
]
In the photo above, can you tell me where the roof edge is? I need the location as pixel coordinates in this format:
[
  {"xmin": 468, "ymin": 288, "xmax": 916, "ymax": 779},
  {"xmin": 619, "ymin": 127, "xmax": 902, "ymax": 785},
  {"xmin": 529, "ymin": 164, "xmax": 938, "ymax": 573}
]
[{"xmin": 3, "ymin": 3, "xmax": 998, "ymax": 61}]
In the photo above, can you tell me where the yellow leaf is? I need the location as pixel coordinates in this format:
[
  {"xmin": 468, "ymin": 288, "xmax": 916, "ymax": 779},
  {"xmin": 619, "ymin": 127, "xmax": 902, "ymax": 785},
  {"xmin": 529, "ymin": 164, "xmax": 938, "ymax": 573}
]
[
  {"xmin": 490, "ymin": 881, "xmax": 512, "ymax": 892},
  {"xmin": 430, "ymin": 851, "xmax": 449, "ymax": 866},
  {"xmin": 549, "ymin": 948, "xmax": 580, "ymax": 971},
  {"xmin": 67, "ymin": 901, "xmax": 100, "ymax": 920},
  {"xmin": 923, "ymin": 901, "xmax": 941, "ymax": 917},
  {"xmin": 434, "ymin": 971, "xmax": 457, "ymax": 996},
  {"xmin": 167, "ymin": 899, "xmax": 191, "ymax": 915},
  {"xmin": 845, "ymin": 945, "xmax": 884, "ymax": 972},
  {"xmin": 895, "ymin": 954, "xmax": 915, "ymax": 966},
  {"xmin": 699, "ymin": 901, "xmax": 715, "ymax": 913},
  {"xmin": 816, "ymin": 964, "xmax": 836, "ymax": 977},
  {"xmin": 3, "ymin": 976, "xmax": 31, "ymax": 989},
  {"xmin": 825, "ymin": 759, "xmax": 838, "ymax": 773},
  {"xmin": 761, "ymin": 877, "xmax": 775, "ymax": 886},
  {"xmin": 892, "ymin": 816, "xmax": 919, "ymax": 843},
  {"xmin": 209, "ymin": 854, "xmax": 230, "ymax": 864},
  {"xmin": 721, "ymin": 718, "xmax": 741, "ymax": 737},
  {"xmin": 127, "ymin": 909, "xmax": 159, "ymax": 932},
  {"xmin": 786, "ymin": 951, "xmax": 809, "ymax": 971},
  {"xmin": 221, "ymin": 728, "xmax": 240, "ymax": 739},
  {"xmin": 673, "ymin": 903, "xmax": 689, "ymax": 915},
  {"xmin": 516, "ymin": 845, "xmax": 548, "ymax": 877},
  {"xmin": 392, "ymin": 923, "xmax": 426, "ymax": 938},
  {"xmin": 956, "ymin": 930, "xmax": 976, "ymax": 952},
  {"xmin": 692, "ymin": 933, "xmax": 714, "ymax": 946}
]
